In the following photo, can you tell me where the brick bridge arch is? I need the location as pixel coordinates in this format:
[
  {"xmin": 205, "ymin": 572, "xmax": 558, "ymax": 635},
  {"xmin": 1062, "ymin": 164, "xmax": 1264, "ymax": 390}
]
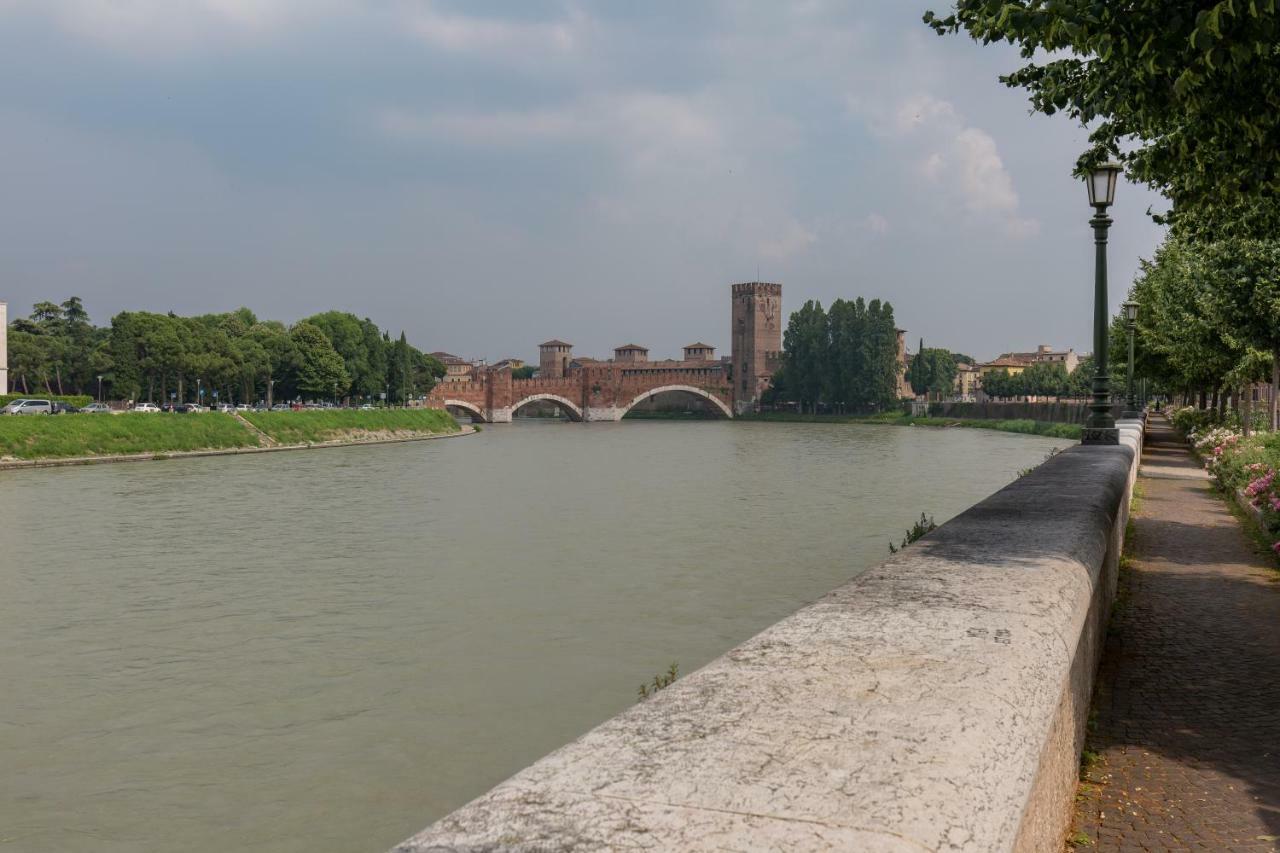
[
  {"xmin": 426, "ymin": 362, "xmax": 735, "ymax": 423},
  {"xmin": 620, "ymin": 385, "xmax": 732, "ymax": 419},
  {"xmin": 443, "ymin": 399, "xmax": 488, "ymax": 422},
  {"xmin": 512, "ymin": 393, "xmax": 584, "ymax": 422}
]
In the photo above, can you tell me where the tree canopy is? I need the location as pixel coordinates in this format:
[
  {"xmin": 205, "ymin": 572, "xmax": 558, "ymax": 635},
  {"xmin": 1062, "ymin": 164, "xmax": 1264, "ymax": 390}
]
[
  {"xmin": 925, "ymin": 1, "xmax": 1280, "ymax": 232},
  {"xmin": 6, "ymin": 298, "xmax": 444, "ymax": 405},
  {"xmin": 770, "ymin": 296, "xmax": 902, "ymax": 412}
]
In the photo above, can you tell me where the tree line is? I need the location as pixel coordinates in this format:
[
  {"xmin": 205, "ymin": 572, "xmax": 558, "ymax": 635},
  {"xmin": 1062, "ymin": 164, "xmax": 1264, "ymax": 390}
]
[
  {"xmin": 979, "ymin": 360, "xmax": 1096, "ymax": 401},
  {"xmin": 766, "ymin": 297, "xmax": 902, "ymax": 412},
  {"xmin": 6, "ymin": 299, "xmax": 444, "ymax": 405},
  {"xmin": 929, "ymin": 1, "xmax": 1280, "ymax": 430}
]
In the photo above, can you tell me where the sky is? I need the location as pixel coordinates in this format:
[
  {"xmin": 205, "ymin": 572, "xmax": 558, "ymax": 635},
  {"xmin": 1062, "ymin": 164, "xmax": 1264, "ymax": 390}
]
[{"xmin": 0, "ymin": 0, "xmax": 1168, "ymax": 363}]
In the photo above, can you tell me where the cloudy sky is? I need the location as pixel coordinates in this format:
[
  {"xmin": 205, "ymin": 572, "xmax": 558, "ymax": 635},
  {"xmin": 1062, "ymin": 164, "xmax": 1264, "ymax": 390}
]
[{"xmin": 0, "ymin": 1, "xmax": 1166, "ymax": 362}]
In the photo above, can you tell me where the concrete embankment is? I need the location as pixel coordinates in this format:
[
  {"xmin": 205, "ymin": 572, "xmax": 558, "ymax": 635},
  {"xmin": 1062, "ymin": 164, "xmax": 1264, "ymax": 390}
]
[{"xmin": 394, "ymin": 420, "xmax": 1144, "ymax": 852}]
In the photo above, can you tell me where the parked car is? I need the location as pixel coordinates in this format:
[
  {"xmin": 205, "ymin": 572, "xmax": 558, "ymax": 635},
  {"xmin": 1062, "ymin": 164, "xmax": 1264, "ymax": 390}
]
[
  {"xmin": 359, "ymin": 403, "xmax": 374, "ymax": 410},
  {"xmin": 215, "ymin": 403, "xmax": 235, "ymax": 413},
  {"xmin": 8, "ymin": 399, "xmax": 53, "ymax": 415},
  {"xmin": 271, "ymin": 403, "xmax": 290, "ymax": 411},
  {"xmin": 50, "ymin": 401, "xmax": 81, "ymax": 415},
  {"xmin": 1, "ymin": 399, "xmax": 29, "ymax": 414},
  {"xmin": 236, "ymin": 403, "xmax": 250, "ymax": 412},
  {"xmin": 133, "ymin": 402, "xmax": 161, "ymax": 413},
  {"xmin": 81, "ymin": 402, "xmax": 112, "ymax": 414}
]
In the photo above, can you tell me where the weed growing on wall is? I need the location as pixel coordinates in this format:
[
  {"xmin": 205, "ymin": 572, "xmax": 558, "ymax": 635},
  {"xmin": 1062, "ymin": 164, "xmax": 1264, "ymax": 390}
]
[
  {"xmin": 636, "ymin": 663, "xmax": 678, "ymax": 701},
  {"xmin": 888, "ymin": 513, "xmax": 937, "ymax": 554}
]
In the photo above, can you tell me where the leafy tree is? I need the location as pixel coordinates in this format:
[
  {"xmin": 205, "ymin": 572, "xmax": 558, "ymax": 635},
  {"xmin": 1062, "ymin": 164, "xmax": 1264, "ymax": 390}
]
[
  {"xmin": 1194, "ymin": 238, "xmax": 1280, "ymax": 428},
  {"xmin": 925, "ymin": 1, "xmax": 1280, "ymax": 228},
  {"xmin": 512, "ymin": 365, "xmax": 537, "ymax": 379},
  {"xmin": 289, "ymin": 322, "xmax": 349, "ymax": 399},
  {"xmin": 828, "ymin": 298, "xmax": 868, "ymax": 410},
  {"xmin": 910, "ymin": 344, "xmax": 958, "ymax": 399},
  {"xmin": 864, "ymin": 299, "xmax": 901, "ymax": 409},
  {"xmin": 781, "ymin": 300, "xmax": 829, "ymax": 412}
]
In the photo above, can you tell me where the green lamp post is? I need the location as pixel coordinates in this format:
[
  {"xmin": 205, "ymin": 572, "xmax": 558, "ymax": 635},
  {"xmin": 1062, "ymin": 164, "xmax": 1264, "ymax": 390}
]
[
  {"xmin": 1121, "ymin": 300, "xmax": 1140, "ymax": 419},
  {"xmin": 1083, "ymin": 162, "xmax": 1123, "ymax": 445}
]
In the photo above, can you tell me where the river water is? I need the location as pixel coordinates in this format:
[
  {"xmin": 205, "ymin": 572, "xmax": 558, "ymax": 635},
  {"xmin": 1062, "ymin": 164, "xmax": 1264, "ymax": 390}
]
[{"xmin": 1, "ymin": 421, "xmax": 1069, "ymax": 852}]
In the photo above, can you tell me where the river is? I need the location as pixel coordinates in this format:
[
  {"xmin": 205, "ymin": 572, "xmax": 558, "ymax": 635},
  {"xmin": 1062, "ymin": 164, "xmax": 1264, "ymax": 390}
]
[{"xmin": 0, "ymin": 420, "xmax": 1070, "ymax": 852}]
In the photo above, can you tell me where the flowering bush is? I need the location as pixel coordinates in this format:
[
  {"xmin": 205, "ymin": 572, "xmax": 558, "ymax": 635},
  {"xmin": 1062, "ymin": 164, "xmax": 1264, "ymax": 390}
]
[
  {"xmin": 1170, "ymin": 405, "xmax": 1220, "ymax": 436},
  {"xmin": 1184, "ymin": 419, "xmax": 1280, "ymax": 554}
]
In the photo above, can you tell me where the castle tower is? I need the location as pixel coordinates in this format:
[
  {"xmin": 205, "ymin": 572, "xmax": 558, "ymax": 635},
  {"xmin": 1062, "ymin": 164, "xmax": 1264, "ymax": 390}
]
[
  {"xmin": 730, "ymin": 282, "xmax": 782, "ymax": 414},
  {"xmin": 538, "ymin": 340, "xmax": 573, "ymax": 379},
  {"xmin": 0, "ymin": 301, "xmax": 7, "ymax": 395}
]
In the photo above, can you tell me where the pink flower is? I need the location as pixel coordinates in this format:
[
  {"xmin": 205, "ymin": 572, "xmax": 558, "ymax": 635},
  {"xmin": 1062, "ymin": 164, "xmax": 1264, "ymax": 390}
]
[{"xmin": 1272, "ymin": 541, "xmax": 1280, "ymax": 555}]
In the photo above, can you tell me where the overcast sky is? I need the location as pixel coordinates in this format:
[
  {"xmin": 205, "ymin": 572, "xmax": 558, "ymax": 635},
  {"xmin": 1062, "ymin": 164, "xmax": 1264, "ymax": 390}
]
[{"xmin": 0, "ymin": 1, "xmax": 1166, "ymax": 362}]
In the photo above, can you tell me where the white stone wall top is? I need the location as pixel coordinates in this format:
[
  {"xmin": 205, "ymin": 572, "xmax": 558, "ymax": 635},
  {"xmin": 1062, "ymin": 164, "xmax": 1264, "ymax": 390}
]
[{"xmin": 394, "ymin": 435, "xmax": 1141, "ymax": 853}]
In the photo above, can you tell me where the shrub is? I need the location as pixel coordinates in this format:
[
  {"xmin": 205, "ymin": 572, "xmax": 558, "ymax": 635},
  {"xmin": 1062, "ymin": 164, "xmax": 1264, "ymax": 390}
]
[{"xmin": 0, "ymin": 393, "xmax": 93, "ymax": 408}]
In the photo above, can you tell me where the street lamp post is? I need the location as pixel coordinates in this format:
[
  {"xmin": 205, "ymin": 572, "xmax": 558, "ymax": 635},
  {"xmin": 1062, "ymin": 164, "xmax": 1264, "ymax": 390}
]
[
  {"xmin": 1082, "ymin": 162, "xmax": 1123, "ymax": 445},
  {"xmin": 96, "ymin": 374, "xmax": 103, "ymax": 403},
  {"xmin": 1122, "ymin": 300, "xmax": 1140, "ymax": 419}
]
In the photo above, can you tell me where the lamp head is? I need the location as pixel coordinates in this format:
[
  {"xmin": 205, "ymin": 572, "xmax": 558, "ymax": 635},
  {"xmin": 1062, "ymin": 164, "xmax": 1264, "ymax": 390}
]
[
  {"xmin": 1123, "ymin": 300, "xmax": 1139, "ymax": 323},
  {"xmin": 1087, "ymin": 162, "xmax": 1122, "ymax": 208}
]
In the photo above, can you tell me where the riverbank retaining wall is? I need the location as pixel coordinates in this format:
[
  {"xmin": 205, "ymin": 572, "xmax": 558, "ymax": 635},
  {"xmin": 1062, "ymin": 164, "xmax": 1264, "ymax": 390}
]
[
  {"xmin": 927, "ymin": 400, "xmax": 1126, "ymax": 424},
  {"xmin": 394, "ymin": 421, "xmax": 1145, "ymax": 853}
]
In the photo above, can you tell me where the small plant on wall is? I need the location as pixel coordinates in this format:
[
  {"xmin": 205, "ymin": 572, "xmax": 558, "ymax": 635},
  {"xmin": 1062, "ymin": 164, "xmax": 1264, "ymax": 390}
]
[
  {"xmin": 888, "ymin": 513, "xmax": 937, "ymax": 554},
  {"xmin": 637, "ymin": 662, "xmax": 679, "ymax": 701}
]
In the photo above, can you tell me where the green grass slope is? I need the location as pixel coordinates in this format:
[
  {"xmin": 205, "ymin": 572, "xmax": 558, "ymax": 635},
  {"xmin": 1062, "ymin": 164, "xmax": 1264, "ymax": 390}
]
[
  {"xmin": 241, "ymin": 408, "xmax": 459, "ymax": 444},
  {"xmin": 0, "ymin": 412, "xmax": 260, "ymax": 460},
  {"xmin": 740, "ymin": 411, "xmax": 1082, "ymax": 439}
]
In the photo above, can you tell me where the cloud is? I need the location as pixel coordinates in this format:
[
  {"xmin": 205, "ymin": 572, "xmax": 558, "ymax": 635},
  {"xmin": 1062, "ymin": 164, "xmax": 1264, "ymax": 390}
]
[
  {"xmin": 0, "ymin": 0, "xmax": 353, "ymax": 54},
  {"xmin": 759, "ymin": 220, "xmax": 817, "ymax": 260},
  {"xmin": 378, "ymin": 91, "xmax": 727, "ymax": 173},
  {"xmin": 864, "ymin": 213, "xmax": 890, "ymax": 236},
  {"xmin": 403, "ymin": 5, "xmax": 584, "ymax": 55},
  {"xmin": 881, "ymin": 94, "xmax": 1039, "ymax": 238},
  {"xmin": 0, "ymin": 1, "xmax": 585, "ymax": 60}
]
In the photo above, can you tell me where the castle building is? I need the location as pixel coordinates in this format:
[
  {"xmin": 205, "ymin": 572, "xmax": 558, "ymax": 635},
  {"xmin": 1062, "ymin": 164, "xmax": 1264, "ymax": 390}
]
[
  {"xmin": 683, "ymin": 343, "xmax": 715, "ymax": 362},
  {"xmin": 539, "ymin": 340, "xmax": 573, "ymax": 379},
  {"xmin": 613, "ymin": 344, "xmax": 649, "ymax": 363},
  {"xmin": 730, "ymin": 282, "xmax": 783, "ymax": 414}
]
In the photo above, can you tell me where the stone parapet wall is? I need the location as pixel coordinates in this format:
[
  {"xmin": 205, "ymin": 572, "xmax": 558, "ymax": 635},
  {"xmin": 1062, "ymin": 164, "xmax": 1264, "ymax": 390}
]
[{"xmin": 393, "ymin": 421, "xmax": 1143, "ymax": 852}]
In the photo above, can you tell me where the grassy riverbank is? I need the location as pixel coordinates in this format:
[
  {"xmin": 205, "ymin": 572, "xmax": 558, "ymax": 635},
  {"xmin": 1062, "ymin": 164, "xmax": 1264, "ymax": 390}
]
[
  {"xmin": 0, "ymin": 409, "xmax": 461, "ymax": 462},
  {"xmin": 241, "ymin": 408, "xmax": 459, "ymax": 444},
  {"xmin": 740, "ymin": 411, "xmax": 1082, "ymax": 439},
  {"xmin": 0, "ymin": 412, "xmax": 259, "ymax": 459}
]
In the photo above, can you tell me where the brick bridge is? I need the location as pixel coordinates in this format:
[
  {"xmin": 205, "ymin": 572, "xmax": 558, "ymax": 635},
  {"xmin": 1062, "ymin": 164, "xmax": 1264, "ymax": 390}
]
[{"xmin": 424, "ymin": 362, "xmax": 735, "ymax": 422}]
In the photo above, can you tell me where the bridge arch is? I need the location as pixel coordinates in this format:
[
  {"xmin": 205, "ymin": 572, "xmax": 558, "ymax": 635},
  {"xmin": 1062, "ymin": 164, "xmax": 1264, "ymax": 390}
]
[
  {"xmin": 512, "ymin": 394, "xmax": 584, "ymax": 422},
  {"xmin": 444, "ymin": 400, "xmax": 488, "ymax": 423},
  {"xmin": 620, "ymin": 385, "xmax": 733, "ymax": 419}
]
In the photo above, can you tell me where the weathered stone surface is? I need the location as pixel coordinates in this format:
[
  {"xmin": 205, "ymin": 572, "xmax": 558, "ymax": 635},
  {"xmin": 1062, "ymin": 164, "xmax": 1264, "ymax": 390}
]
[{"xmin": 394, "ymin": 423, "xmax": 1143, "ymax": 852}]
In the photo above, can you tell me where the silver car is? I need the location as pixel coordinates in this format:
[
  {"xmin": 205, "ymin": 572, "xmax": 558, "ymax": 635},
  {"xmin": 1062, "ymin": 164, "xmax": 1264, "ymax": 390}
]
[{"xmin": 5, "ymin": 399, "xmax": 52, "ymax": 415}]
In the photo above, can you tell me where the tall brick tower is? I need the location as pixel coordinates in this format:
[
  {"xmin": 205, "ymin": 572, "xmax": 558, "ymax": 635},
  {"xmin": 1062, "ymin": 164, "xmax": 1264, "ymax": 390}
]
[{"xmin": 730, "ymin": 282, "xmax": 782, "ymax": 414}]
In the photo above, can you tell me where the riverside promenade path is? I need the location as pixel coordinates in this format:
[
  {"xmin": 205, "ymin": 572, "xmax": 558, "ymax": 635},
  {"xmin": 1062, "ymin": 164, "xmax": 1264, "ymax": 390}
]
[{"xmin": 1072, "ymin": 415, "xmax": 1280, "ymax": 851}]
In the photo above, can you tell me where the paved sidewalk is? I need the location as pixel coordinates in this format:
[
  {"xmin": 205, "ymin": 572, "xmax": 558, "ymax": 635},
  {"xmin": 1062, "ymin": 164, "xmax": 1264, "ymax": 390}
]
[{"xmin": 1072, "ymin": 415, "xmax": 1280, "ymax": 851}]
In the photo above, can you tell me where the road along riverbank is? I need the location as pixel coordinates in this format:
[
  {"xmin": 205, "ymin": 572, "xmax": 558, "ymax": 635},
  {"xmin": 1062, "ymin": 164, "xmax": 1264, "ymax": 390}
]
[{"xmin": 0, "ymin": 409, "xmax": 466, "ymax": 470}]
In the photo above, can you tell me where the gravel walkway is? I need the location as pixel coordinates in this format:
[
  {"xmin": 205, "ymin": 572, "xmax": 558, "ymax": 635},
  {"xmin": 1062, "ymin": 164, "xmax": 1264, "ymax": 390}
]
[{"xmin": 1072, "ymin": 415, "xmax": 1280, "ymax": 851}]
